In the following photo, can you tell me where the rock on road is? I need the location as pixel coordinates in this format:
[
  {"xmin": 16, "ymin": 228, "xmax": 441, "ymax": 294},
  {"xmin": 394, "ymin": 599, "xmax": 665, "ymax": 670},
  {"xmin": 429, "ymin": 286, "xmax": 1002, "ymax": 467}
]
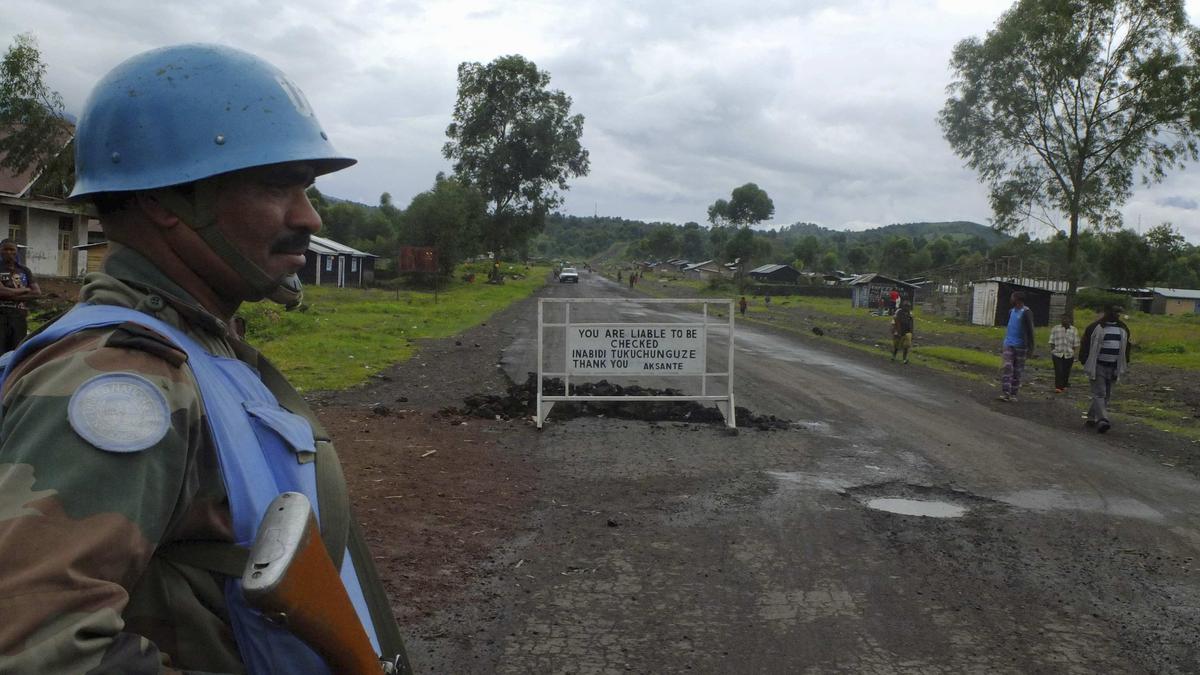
[{"xmin": 410, "ymin": 269, "xmax": 1200, "ymax": 674}]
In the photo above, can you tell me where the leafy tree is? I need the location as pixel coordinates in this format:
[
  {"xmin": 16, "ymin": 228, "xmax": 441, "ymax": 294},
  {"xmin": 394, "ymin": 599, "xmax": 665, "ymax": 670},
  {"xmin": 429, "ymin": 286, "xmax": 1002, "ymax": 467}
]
[
  {"xmin": 723, "ymin": 226, "xmax": 770, "ymax": 268},
  {"xmin": 940, "ymin": 0, "xmax": 1200, "ymax": 311},
  {"xmin": 399, "ymin": 174, "xmax": 487, "ymax": 276},
  {"xmin": 1161, "ymin": 247, "xmax": 1200, "ymax": 287},
  {"xmin": 706, "ymin": 183, "xmax": 775, "ymax": 227},
  {"xmin": 819, "ymin": 250, "xmax": 839, "ymax": 272},
  {"xmin": 1100, "ymin": 229, "xmax": 1159, "ymax": 287},
  {"xmin": 443, "ymin": 54, "xmax": 589, "ymax": 271},
  {"xmin": 846, "ymin": 246, "xmax": 871, "ymax": 271},
  {"xmin": 909, "ymin": 249, "xmax": 933, "ymax": 275},
  {"xmin": 708, "ymin": 225, "xmax": 732, "ymax": 257},
  {"xmin": 880, "ymin": 236, "xmax": 915, "ymax": 277},
  {"xmin": 792, "ymin": 235, "xmax": 821, "ymax": 270},
  {"xmin": 644, "ymin": 225, "xmax": 679, "ymax": 259},
  {"xmin": 927, "ymin": 237, "xmax": 955, "ymax": 268},
  {"xmin": 680, "ymin": 222, "xmax": 706, "ymax": 260},
  {"xmin": 0, "ymin": 33, "xmax": 73, "ymax": 194}
]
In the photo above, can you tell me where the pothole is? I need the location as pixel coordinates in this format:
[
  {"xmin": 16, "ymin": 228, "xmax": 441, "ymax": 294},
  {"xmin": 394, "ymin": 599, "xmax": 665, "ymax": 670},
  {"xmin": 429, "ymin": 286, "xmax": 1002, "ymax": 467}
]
[
  {"xmin": 845, "ymin": 481, "xmax": 997, "ymax": 519},
  {"xmin": 864, "ymin": 498, "xmax": 968, "ymax": 518}
]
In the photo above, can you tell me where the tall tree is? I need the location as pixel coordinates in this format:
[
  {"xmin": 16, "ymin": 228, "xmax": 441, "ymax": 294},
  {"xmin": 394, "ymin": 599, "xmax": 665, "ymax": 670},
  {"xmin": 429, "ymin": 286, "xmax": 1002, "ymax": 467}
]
[
  {"xmin": 1100, "ymin": 229, "xmax": 1159, "ymax": 287},
  {"xmin": 706, "ymin": 183, "xmax": 775, "ymax": 227},
  {"xmin": 680, "ymin": 222, "xmax": 707, "ymax": 260},
  {"xmin": 443, "ymin": 54, "xmax": 589, "ymax": 272},
  {"xmin": 939, "ymin": 0, "xmax": 1200, "ymax": 311},
  {"xmin": 846, "ymin": 246, "xmax": 871, "ymax": 271},
  {"xmin": 400, "ymin": 173, "xmax": 488, "ymax": 277},
  {"xmin": 723, "ymin": 226, "xmax": 771, "ymax": 267},
  {"xmin": 927, "ymin": 237, "xmax": 955, "ymax": 268},
  {"xmin": 880, "ymin": 236, "xmax": 916, "ymax": 277},
  {"xmin": 0, "ymin": 33, "xmax": 73, "ymax": 194},
  {"xmin": 792, "ymin": 235, "xmax": 821, "ymax": 270},
  {"xmin": 643, "ymin": 225, "xmax": 680, "ymax": 259}
]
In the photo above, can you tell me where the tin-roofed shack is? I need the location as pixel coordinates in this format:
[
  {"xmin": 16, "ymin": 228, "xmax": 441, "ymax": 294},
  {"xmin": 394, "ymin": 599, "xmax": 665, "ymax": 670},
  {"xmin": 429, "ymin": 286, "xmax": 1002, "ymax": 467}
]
[
  {"xmin": 1149, "ymin": 287, "xmax": 1200, "ymax": 315},
  {"xmin": 299, "ymin": 235, "xmax": 377, "ymax": 288},
  {"xmin": 971, "ymin": 280, "xmax": 1055, "ymax": 327},
  {"xmin": 748, "ymin": 263, "xmax": 801, "ymax": 284},
  {"xmin": 849, "ymin": 273, "xmax": 917, "ymax": 310}
]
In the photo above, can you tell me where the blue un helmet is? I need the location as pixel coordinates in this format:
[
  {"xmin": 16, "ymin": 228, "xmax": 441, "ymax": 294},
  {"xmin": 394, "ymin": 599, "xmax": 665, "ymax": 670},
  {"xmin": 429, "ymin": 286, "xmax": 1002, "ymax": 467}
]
[
  {"xmin": 70, "ymin": 43, "xmax": 354, "ymax": 198},
  {"xmin": 70, "ymin": 44, "xmax": 354, "ymax": 306}
]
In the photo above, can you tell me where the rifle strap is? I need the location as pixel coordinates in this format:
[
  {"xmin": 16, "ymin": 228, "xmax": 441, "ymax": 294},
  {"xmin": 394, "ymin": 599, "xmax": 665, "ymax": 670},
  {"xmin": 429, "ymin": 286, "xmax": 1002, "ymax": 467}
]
[
  {"xmin": 238, "ymin": 341, "xmax": 410, "ymax": 671},
  {"xmin": 156, "ymin": 540, "xmax": 249, "ymax": 577}
]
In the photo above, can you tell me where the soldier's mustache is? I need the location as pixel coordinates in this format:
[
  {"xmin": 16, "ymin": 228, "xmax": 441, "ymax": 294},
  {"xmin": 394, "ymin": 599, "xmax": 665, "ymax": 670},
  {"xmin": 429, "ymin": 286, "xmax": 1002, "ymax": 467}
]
[{"xmin": 270, "ymin": 233, "xmax": 311, "ymax": 255}]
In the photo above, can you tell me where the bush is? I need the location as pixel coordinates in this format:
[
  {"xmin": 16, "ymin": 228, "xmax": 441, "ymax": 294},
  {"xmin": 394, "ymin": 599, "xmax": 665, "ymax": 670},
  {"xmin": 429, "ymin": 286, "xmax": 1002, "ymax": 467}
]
[
  {"xmin": 1076, "ymin": 288, "xmax": 1130, "ymax": 312},
  {"xmin": 706, "ymin": 277, "xmax": 735, "ymax": 291}
]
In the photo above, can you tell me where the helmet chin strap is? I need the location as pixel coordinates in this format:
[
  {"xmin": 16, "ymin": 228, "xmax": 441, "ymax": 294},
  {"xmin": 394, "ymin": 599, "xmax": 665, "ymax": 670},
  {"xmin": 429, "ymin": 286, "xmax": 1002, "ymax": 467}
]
[{"xmin": 151, "ymin": 185, "xmax": 304, "ymax": 309}]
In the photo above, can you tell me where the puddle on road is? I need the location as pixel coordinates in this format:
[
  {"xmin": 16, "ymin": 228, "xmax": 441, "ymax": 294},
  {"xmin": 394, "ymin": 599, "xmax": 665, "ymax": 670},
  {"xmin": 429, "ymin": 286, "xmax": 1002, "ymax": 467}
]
[{"xmin": 864, "ymin": 498, "xmax": 968, "ymax": 518}]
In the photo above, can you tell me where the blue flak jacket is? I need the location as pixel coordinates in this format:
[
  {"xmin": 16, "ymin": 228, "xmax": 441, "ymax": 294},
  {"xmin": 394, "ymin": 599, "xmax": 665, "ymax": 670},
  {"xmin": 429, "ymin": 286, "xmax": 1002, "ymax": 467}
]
[{"xmin": 0, "ymin": 304, "xmax": 380, "ymax": 675}]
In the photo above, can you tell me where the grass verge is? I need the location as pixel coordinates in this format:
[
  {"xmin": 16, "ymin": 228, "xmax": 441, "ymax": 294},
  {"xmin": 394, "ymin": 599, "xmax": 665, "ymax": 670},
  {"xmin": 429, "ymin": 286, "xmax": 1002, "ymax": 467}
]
[{"xmin": 242, "ymin": 267, "xmax": 548, "ymax": 391}]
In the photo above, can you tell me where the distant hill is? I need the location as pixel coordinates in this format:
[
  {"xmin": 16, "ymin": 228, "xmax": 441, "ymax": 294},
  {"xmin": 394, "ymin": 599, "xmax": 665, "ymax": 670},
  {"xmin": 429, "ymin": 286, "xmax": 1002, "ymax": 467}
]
[{"xmin": 778, "ymin": 220, "xmax": 1008, "ymax": 246}]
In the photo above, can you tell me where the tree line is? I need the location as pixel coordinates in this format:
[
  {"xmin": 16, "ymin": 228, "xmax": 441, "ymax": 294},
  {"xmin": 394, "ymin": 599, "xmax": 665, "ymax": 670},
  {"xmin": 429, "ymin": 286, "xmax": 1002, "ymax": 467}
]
[{"xmin": 530, "ymin": 213, "xmax": 1200, "ymax": 290}]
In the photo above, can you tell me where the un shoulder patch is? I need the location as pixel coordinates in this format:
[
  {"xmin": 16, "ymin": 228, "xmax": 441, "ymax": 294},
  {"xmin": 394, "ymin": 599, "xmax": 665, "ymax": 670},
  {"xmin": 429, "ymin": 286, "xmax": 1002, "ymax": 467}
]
[{"xmin": 68, "ymin": 373, "xmax": 171, "ymax": 453}]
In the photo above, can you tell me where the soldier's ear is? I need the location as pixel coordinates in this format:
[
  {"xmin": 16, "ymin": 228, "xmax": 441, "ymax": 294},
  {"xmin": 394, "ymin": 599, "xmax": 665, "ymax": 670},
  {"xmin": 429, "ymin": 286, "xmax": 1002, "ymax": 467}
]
[{"xmin": 133, "ymin": 192, "xmax": 182, "ymax": 230}]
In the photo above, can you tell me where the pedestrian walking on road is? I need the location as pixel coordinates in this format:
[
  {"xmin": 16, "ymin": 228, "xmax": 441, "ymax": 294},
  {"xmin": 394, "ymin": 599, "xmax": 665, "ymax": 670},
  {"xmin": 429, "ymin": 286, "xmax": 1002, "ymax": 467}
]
[
  {"xmin": 1048, "ymin": 314, "xmax": 1080, "ymax": 393},
  {"xmin": 1080, "ymin": 306, "xmax": 1131, "ymax": 434},
  {"xmin": 738, "ymin": 296, "xmax": 748, "ymax": 317},
  {"xmin": 997, "ymin": 291, "xmax": 1036, "ymax": 402},
  {"xmin": 892, "ymin": 301, "xmax": 913, "ymax": 364}
]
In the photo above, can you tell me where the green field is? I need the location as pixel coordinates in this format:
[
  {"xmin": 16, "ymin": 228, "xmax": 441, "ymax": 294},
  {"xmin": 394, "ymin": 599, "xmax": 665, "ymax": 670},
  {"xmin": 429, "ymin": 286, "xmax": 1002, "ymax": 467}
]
[
  {"xmin": 626, "ymin": 271, "xmax": 1200, "ymax": 439},
  {"xmin": 242, "ymin": 265, "xmax": 549, "ymax": 391}
]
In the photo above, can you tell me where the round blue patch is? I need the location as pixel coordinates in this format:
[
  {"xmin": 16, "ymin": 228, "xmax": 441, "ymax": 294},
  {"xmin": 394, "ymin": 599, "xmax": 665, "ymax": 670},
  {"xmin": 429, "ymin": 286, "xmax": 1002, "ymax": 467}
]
[{"xmin": 68, "ymin": 373, "xmax": 171, "ymax": 453}]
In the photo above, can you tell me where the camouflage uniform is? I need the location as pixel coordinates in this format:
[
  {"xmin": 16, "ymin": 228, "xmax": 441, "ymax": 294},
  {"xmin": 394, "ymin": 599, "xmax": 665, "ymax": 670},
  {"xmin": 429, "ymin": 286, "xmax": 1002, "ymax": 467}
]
[{"xmin": 0, "ymin": 243, "xmax": 266, "ymax": 674}]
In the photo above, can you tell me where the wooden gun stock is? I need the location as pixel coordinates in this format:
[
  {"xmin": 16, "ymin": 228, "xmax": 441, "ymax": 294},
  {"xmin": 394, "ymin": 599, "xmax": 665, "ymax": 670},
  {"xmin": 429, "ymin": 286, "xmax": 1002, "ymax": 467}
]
[{"xmin": 242, "ymin": 492, "xmax": 385, "ymax": 675}]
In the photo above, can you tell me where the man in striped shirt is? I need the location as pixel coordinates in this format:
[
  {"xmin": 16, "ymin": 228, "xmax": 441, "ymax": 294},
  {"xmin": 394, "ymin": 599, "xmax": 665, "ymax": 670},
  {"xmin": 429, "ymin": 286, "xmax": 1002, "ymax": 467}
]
[{"xmin": 1079, "ymin": 305, "xmax": 1131, "ymax": 434}]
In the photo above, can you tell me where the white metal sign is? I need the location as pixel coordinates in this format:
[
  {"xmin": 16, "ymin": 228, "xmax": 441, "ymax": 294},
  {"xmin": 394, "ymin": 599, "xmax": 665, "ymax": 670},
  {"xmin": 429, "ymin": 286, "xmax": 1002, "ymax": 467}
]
[
  {"xmin": 566, "ymin": 324, "xmax": 705, "ymax": 374},
  {"xmin": 536, "ymin": 298, "xmax": 735, "ymax": 428}
]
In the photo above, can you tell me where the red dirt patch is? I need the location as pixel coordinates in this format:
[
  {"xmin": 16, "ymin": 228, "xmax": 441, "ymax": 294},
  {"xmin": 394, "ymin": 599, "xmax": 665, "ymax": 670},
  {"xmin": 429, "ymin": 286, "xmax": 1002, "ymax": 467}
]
[{"xmin": 317, "ymin": 404, "xmax": 536, "ymax": 625}]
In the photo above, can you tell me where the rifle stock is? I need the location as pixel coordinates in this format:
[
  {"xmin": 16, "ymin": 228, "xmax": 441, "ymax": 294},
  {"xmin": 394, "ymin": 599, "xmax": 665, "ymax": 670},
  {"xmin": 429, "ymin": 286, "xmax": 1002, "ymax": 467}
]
[{"xmin": 242, "ymin": 492, "xmax": 385, "ymax": 675}]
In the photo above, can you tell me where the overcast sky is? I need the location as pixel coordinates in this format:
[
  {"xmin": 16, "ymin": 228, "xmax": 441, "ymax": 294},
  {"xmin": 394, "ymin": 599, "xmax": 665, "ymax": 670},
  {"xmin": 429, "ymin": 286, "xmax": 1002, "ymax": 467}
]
[{"xmin": 5, "ymin": 0, "xmax": 1200, "ymax": 243}]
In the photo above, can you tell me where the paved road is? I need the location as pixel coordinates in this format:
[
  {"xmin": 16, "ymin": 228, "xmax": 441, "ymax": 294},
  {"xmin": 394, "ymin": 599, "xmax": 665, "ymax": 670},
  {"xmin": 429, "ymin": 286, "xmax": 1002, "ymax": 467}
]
[{"xmin": 417, "ymin": 271, "xmax": 1200, "ymax": 673}]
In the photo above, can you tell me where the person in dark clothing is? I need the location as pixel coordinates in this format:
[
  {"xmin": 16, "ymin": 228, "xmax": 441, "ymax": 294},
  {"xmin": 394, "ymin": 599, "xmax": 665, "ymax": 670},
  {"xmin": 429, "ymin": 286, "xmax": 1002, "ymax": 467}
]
[
  {"xmin": 1079, "ymin": 305, "xmax": 1131, "ymax": 433},
  {"xmin": 997, "ymin": 291, "xmax": 1036, "ymax": 402},
  {"xmin": 0, "ymin": 239, "xmax": 40, "ymax": 353},
  {"xmin": 738, "ymin": 296, "xmax": 748, "ymax": 317},
  {"xmin": 892, "ymin": 301, "xmax": 913, "ymax": 363},
  {"xmin": 1048, "ymin": 313, "xmax": 1080, "ymax": 392}
]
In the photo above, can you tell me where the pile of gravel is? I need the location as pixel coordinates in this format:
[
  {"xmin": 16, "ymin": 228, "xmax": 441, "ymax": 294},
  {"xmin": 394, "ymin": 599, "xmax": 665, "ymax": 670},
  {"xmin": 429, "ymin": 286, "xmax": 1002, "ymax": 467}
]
[{"xmin": 443, "ymin": 373, "xmax": 792, "ymax": 430}]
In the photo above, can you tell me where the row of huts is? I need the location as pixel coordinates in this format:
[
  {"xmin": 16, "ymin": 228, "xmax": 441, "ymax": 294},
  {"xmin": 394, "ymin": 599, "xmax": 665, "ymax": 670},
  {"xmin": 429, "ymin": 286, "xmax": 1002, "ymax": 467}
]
[
  {"xmin": 858, "ymin": 274, "xmax": 1200, "ymax": 325},
  {"xmin": 637, "ymin": 254, "xmax": 1199, "ymax": 326}
]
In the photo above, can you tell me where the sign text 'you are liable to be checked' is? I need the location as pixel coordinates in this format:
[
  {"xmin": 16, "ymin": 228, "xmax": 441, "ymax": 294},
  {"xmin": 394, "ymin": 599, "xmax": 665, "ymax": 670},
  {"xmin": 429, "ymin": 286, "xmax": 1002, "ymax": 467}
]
[{"xmin": 566, "ymin": 324, "xmax": 705, "ymax": 374}]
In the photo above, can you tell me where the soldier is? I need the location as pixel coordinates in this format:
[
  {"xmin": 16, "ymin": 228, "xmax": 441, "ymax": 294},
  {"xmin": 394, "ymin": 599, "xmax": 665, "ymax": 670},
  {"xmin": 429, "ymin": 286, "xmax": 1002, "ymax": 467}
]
[{"xmin": 0, "ymin": 45, "xmax": 408, "ymax": 674}]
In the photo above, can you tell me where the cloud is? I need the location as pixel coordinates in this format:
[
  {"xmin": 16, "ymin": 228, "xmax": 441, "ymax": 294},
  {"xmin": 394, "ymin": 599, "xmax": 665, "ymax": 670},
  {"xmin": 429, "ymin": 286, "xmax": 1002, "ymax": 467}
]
[
  {"xmin": 3, "ymin": 0, "xmax": 1200, "ymax": 244},
  {"xmin": 1157, "ymin": 195, "xmax": 1199, "ymax": 211}
]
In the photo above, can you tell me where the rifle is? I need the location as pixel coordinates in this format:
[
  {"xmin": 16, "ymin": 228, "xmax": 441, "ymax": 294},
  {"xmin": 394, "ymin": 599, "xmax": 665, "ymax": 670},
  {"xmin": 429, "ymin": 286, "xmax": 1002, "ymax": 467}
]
[{"xmin": 242, "ymin": 492, "xmax": 399, "ymax": 674}]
